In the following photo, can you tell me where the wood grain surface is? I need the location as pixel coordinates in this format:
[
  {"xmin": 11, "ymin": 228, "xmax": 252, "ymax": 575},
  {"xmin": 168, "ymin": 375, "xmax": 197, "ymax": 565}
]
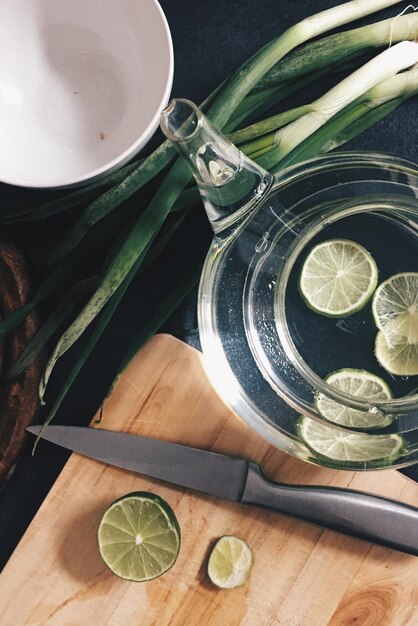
[{"xmin": 0, "ymin": 334, "xmax": 417, "ymax": 626}]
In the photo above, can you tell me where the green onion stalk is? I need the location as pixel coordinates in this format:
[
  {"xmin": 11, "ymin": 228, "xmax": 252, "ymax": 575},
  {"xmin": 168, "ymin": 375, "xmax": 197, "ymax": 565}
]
[
  {"xmin": 255, "ymin": 11, "xmax": 418, "ymax": 90},
  {"xmin": 258, "ymin": 41, "xmax": 418, "ymax": 170},
  {"xmin": 230, "ymin": 12, "xmax": 418, "ymax": 147},
  {"xmin": 236, "ymin": 62, "xmax": 418, "ymax": 163},
  {"xmin": 301, "ymin": 65, "xmax": 418, "ymax": 161}
]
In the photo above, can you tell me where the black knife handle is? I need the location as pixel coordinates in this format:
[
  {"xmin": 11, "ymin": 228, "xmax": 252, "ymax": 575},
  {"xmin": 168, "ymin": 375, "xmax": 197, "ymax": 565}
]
[{"xmin": 241, "ymin": 463, "xmax": 418, "ymax": 556}]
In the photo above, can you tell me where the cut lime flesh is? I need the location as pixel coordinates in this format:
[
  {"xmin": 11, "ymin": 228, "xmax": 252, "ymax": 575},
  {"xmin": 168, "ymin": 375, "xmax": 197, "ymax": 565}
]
[
  {"xmin": 298, "ymin": 417, "xmax": 404, "ymax": 464},
  {"xmin": 375, "ymin": 330, "xmax": 418, "ymax": 376},
  {"xmin": 372, "ymin": 272, "xmax": 418, "ymax": 345},
  {"xmin": 207, "ymin": 536, "xmax": 253, "ymax": 589},
  {"xmin": 98, "ymin": 492, "xmax": 180, "ymax": 582},
  {"xmin": 299, "ymin": 239, "xmax": 378, "ymax": 317},
  {"xmin": 315, "ymin": 369, "xmax": 393, "ymax": 429}
]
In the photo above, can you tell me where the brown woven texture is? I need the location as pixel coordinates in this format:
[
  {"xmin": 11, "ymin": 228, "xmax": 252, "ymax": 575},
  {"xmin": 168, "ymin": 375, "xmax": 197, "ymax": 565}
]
[{"xmin": 0, "ymin": 241, "xmax": 41, "ymax": 484}]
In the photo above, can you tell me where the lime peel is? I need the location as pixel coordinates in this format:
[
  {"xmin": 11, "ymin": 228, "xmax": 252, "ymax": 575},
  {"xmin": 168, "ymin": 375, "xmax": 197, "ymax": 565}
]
[
  {"xmin": 299, "ymin": 239, "xmax": 378, "ymax": 317},
  {"xmin": 207, "ymin": 535, "xmax": 253, "ymax": 589},
  {"xmin": 98, "ymin": 492, "xmax": 181, "ymax": 582}
]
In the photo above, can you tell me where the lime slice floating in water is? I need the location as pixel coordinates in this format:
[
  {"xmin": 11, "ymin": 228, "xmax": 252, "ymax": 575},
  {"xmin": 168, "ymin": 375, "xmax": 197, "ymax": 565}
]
[
  {"xmin": 372, "ymin": 272, "xmax": 418, "ymax": 344},
  {"xmin": 98, "ymin": 492, "xmax": 181, "ymax": 582},
  {"xmin": 375, "ymin": 330, "xmax": 418, "ymax": 376},
  {"xmin": 207, "ymin": 535, "xmax": 253, "ymax": 589},
  {"xmin": 298, "ymin": 416, "xmax": 404, "ymax": 465},
  {"xmin": 299, "ymin": 239, "xmax": 378, "ymax": 317},
  {"xmin": 315, "ymin": 368, "xmax": 393, "ymax": 429}
]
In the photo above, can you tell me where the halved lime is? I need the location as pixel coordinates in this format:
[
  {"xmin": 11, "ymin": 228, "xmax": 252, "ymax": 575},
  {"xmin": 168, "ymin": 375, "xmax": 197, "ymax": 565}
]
[
  {"xmin": 98, "ymin": 492, "xmax": 181, "ymax": 582},
  {"xmin": 372, "ymin": 272, "xmax": 418, "ymax": 344},
  {"xmin": 299, "ymin": 239, "xmax": 378, "ymax": 317},
  {"xmin": 207, "ymin": 535, "xmax": 253, "ymax": 589},
  {"xmin": 298, "ymin": 416, "xmax": 404, "ymax": 465},
  {"xmin": 375, "ymin": 330, "xmax": 418, "ymax": 376},
  {"xmin": 315, "ymin": 369, "xmax": 393, "ymax": 429}
]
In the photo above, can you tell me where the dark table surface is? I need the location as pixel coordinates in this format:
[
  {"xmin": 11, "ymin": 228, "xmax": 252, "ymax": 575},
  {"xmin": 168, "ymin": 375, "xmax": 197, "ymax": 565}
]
[{"xmin": 1, "ymin": 0, "xmax": 417, "ymax": 571}]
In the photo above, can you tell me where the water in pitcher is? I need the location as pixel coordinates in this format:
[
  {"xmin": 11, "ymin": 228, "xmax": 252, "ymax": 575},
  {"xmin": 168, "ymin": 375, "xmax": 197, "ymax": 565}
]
[{"xmin": 285, "ymin": 209, "xmax": 418, "ymax": 402}]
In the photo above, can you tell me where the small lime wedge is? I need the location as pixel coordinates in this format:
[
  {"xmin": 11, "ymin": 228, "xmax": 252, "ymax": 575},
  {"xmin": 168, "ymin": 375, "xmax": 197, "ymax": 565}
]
[
  {"xmin": 372, "ymin": 272, "xmax": 418, "ymax": 344},
  {"xmin": 207, "ymin": 536, "xmax": 253, "ymax": 589},
  {"xmin": 298, "ymin": 417, "xmax": 404, "ymax": 465},
  {"xmin": 299, "ymin": 239, "xmax": 378, "ymax": 317},
  {"xmin": 375, "ymin": 330, "xmax": 418, "ymax": 376},
  {"xmin": 98, "ymin": 492, "xmax": 180, "ymax": 582},
  {"xmin": 315, "ymin": 369, "xmax": 393, "ymax": 429}
]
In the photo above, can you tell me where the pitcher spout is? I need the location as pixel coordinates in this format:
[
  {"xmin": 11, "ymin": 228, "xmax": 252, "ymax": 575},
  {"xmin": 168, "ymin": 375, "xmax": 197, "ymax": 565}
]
[{"xmin": 160, "ymin": 99, "xmax": 273, "ymax": 235}]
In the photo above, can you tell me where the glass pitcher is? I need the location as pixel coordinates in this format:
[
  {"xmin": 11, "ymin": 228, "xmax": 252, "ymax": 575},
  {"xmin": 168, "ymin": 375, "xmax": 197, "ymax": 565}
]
[{"xmin": 161, "ymin": 98, "xmax": 418, "ymax": 471}]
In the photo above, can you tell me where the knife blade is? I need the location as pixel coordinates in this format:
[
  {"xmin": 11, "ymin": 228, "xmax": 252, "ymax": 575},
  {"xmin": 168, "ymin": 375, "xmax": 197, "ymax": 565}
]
[
  {"xmin": 27, "ymin": 425, "xmax": 418, "ymax": 556},
  {"xmin": 27, "ymin": 425, "xmax": 247, "ymax": 501}
]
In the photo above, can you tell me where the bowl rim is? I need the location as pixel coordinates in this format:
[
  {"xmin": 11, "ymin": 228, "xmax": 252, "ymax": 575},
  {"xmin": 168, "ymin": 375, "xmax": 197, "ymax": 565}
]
[{"xmin": 0, "ymin": 0, "xmax": 174, "ymax": 189}]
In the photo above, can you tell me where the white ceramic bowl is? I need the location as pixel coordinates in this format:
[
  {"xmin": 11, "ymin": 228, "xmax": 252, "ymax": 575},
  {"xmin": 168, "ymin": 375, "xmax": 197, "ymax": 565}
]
[{"xmin": 0, "ymin": 0, "xmax": 173, "ymax": 188}]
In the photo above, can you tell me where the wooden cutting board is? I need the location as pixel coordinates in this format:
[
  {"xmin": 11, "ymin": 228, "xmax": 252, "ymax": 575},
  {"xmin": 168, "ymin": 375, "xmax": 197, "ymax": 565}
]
[{"xmin": 0, "ymin": 334, "xmax": 417, "ymax": 626}]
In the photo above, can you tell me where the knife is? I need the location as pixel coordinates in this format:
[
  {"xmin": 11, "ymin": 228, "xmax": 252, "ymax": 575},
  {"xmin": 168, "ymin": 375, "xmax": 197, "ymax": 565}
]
[{"xmin": 27, "ymin": 425, "xmax": 418, "ymax": 556}]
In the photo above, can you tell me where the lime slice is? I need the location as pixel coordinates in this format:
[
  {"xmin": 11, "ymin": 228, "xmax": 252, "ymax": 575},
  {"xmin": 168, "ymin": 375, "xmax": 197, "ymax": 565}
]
[
  {"xmin": 98, "ymin": 492, "xmax": 180, "ymax": 582},
  {"xmin": 375, "ymin": 330, "xmax": 418, "ymax": 376},
  {"xmin": 207, "ymin": 536, "xmax": 253, "ymax": 589},
  {"xmin": 298, "ymin": 417, "xmax": 404, "ymax": 465},
  {"xmin": 372, "ymin": 272, "xmax": 418, "ymax": 344},
  {"xmin": 299, "ymin": 239, "xmax": 378, "ymax": 317},
  {"xmin": 315, "ymin": 369, "xmax": 393, "ymax": 429}
]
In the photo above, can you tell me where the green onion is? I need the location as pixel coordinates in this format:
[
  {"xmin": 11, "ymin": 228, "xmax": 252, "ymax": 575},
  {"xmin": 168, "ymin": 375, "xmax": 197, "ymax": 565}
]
[
  {"xmin": 322, "ymin": 98, "xmax": 405, "ymax": 152},
  {"xmin": 225, "ymin": 68, "xmax": 330, "ymax": 131},
  {"xmin": 206, "ymin": 0, "xmax": 405, "ymax": 128},
  {"xmin": 232, "ymin": 104, "xmax": 311, "ymax": 152},
  {"xmin": 36, "ymin": 262, "xmax": 141, "ymax": 444},
  {"xmin": 258, "ymin": 41, "xmax": 418, "ymax": 170},
  {"xmin": 271, "ymin": 65, "xmax": 418, "ymax": 170},
  {"xmin": 321, "ymin": 66, "xmax": 418, "ymax": 152},
  {"xmin": 231, "ymin": 13, "xmax": 418, "ymax": 146},
  {"xmin": 256, "ymin": 12, "xmax": 418, "ymax": 90},
  {"xmin": 39, "ymin": 157, "xmax": 192, "ymax": 398},
  {"xmin": 236, "ymin": 62, "xmax": 418, "ymax": 163}
]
